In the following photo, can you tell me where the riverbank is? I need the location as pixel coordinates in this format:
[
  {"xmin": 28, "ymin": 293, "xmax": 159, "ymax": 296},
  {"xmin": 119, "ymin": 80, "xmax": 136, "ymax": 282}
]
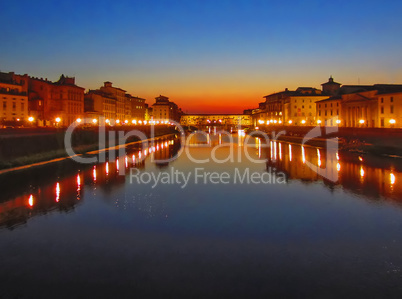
[
  {"xmin": 0, "ymin": 126, "xmax": 177, "ymax": 172},
  {"xmin": 251, "ymin": 126, "xmax": 402, "ymax": 157}
]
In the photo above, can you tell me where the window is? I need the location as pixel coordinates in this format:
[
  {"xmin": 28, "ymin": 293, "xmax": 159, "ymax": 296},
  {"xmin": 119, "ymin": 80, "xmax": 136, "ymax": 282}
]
[
  {"xmin": 330, "ymin": 103, "xmax": 333, "ymax": 107},
  {"xmin": 2, "ymin": 102, "xmax": 6, "ymax": 109},
  {"xmin": 325, "ymin": 111, "xmax": 327, "ymax": 116},
  {"xmin": 325, "ymin": 104, "xmax": 327, "ymax": 108},
  {"xmin": 381, "ymin": 98, "xmax": 384, "ymax": 103},
  {"xmin": 12, "ymin": 102, "xmax": 16, "ymax": 111},
  {"xmin": 319, "ymin": 104, "xmax": 321, "ymax": 108},
  {"xmin": 302, "ymin": 105, "xmax": 304, "ymax": 109},
  {"xmin": 319, "ymin": 111, "xmax": 321, "ymax": 116},
  {"xmin": 21, "ymin": 103, "xmax": 24, "ymax": 111},
  {"xmin": 390, "ymin": 105, "xmax": 394, "ymax": 113},
  {"xmin": 381, "ymin": 118, "xmax": 384, "ymax": 127},
  {"xmin": 391, "ymin": 97, "xmax": 394, "ymax": 103},
  {"xmin": 337, "ymin": 102, "xmax": 339, "ymax": 107},
  {"xmin": 381, "ymin": 106, "xmax": 384, "ymax": 114}
]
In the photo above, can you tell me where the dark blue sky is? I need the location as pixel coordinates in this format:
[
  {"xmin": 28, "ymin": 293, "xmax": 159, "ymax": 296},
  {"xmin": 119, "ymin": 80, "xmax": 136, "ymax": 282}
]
[{"xmin": 1, "ymin": 0, "xmax": 401, "ymax": 112}]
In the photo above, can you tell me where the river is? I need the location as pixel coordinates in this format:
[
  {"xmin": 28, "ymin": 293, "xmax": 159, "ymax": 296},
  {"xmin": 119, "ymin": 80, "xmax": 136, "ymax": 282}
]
[{"xmin": 0, "ymin": 132, "xmax": 401, "ymax": 298}]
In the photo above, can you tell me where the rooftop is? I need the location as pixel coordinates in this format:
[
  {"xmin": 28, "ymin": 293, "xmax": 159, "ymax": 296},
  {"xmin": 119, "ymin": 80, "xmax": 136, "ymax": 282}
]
[{"xmin": 321, "ymin": 76, "xmax": 341, "ymax": 86}]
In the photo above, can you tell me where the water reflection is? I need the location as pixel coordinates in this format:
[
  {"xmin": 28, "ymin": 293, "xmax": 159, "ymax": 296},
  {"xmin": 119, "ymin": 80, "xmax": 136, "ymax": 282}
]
[
  {"xmin": 185, "ymin": 132, "xmax": 402, "ymax": 203},
  {"xmin": 1, "ymin": 134, "xmax": 401, "ymax": 229},
  {"xmin": 0, "ymin": 174, "xmax": 83, "ymax": 229},
  {"xmin": 264, "ymin": 140, "xmax": 402, "ymax": 202},
  {"xmin": 0, "ymin": 136, "xmax": 180, "ymax": 229}
]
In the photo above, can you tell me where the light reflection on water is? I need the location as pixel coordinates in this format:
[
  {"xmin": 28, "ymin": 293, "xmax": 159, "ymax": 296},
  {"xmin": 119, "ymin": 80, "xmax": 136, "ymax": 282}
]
[{"xmin": 0, "ymin": 132, "xmax": 402, "ymax": 297}]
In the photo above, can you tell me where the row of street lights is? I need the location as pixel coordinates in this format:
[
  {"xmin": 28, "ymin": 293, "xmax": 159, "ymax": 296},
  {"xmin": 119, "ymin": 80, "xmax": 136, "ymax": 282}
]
[
  {"xmin": 25, "ymin": 117, "xmax": 173, "ymax": 126},
  {"xmin": 258, "ymin": 118, "xmax": 397, "ymax": 126}
]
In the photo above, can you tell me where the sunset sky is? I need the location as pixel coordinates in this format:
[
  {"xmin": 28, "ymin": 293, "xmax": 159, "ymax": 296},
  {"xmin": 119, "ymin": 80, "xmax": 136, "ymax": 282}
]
[{"xmin": 1, "ymin": 0, "xmax": 402, "ymax": 113}]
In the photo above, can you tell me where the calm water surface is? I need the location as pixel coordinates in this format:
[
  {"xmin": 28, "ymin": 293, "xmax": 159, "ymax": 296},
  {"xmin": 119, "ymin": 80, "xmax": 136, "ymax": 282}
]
[{"xmin": 1, "ymin": 133, "xmax": 402, "ymax": 298}]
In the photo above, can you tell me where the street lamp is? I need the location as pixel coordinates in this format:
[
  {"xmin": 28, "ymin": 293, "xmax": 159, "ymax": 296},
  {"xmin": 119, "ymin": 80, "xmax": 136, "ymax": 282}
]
[
  {"xmin": 28, "ymin": 116, "xmax": 34, "ymax": 122},
  {"xmin": 301, "ymin": 120, "xmax": 306, "ymax": 124},
  {"xmin": 76, "ymin": 118, "xmax": 82, "ymax": 123},
  {"xmin": 92, "ymin": 119, "xmax": 97, "ymax": 124},
  {"xmin": 389, "ymin": 119, "xmax": 396, "ymax": 124},
  {"xmin": 55, "ymin": 117, "xmax": 61, "ymax": 123}
]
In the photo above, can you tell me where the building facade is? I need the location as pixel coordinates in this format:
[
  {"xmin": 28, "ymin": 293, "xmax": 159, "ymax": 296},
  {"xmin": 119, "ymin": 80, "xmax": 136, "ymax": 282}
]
[
  {"xmin": 85, "ymin": 82, "xmax": 147, "ymax": 125},
  {"xmin": 128, "ymin": 95, "xmax": 146, "ymax": 121},
  {"xmin": 152, "ymin": 95, "xmax": 181, "ymax": 123},
  {"xmin": 0, "ymin": 74, "xmax": 28, "ymax": 123},
  {"xmin": 249, "ymin": 77, "xmax": 402, "ymax": 129},
  {"xmin": 283, "ymin": 88, "xmax": 329, "ymax": 125},
  {"xmin": 340, "ymin": 85, "xmax": 402, "ymax": 128},
  {"xmin": 252, "ymin": 86, "xmax": 330, "ymax": 126},
  {"xmin": 27, "ymin": 74, "xmax": 84, "ymax": 127},
  {"xmin": 85, "ymin": 90, "xmax": 117, "ymax": 122},
  {"xmin": 100, "ymin": 82, "xmax": 126, "ymax": 122},
  {"xmin": 316, "ymin": 97, "xmax": 342, "ymax": 126}
]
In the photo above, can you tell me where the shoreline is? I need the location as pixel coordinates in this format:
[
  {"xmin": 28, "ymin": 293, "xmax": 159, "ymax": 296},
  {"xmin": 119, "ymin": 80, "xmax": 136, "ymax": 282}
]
[
  {"xmin": 0, "ymin": 133, "xmax": 176, "ymax": 176},
  {"xmin": 250, "ymin": 126, "xmax": 402, "ymax": 157},
  {"xmin": 2, "ymin": 128, "xmax": 401, "ymax": 176}
]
